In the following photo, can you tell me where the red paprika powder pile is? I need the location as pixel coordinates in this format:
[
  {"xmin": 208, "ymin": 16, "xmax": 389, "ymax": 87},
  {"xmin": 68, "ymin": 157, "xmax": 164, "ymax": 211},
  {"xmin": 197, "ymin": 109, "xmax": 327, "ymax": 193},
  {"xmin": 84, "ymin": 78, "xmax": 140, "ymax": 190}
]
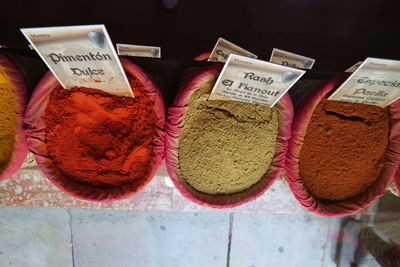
[
  {"xmin": 299, "ymin": 98, "xmax": 390, "ymax": 201},
  {"xmin": 44, "ymin": 75, "xmax": 156, "ymax": 187}
]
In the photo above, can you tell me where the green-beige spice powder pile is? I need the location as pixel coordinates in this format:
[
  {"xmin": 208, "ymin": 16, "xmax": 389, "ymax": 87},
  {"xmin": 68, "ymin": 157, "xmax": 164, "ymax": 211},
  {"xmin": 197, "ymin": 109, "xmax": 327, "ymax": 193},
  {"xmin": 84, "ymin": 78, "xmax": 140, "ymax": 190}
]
[{"xmin": 178, "ymin": 80, "xmax": 279, "ymax": 195}]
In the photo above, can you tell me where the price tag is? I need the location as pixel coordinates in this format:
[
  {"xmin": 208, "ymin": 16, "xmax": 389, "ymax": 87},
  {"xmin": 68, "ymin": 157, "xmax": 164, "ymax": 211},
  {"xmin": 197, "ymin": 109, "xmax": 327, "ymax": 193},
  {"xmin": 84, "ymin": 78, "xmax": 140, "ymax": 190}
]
[
  {"xmin": 329, "ymin": 57, "xmax": 400, "ymax": 107},
  {"xmin": 208, "ymin": 37, "xmax": 257, "ymax": 63},
  {"xmin": 270, "ymin": 48, "xmax": 315, "ymax": 69},
  {"xmin": 21, "ymin": 25, "xmax": 133, "ymax": 97},
  {"xmin": 209, "ymin": 54, "xmax": 305, "ymax": 107},
  {"xmin": 116, "ymin": 43, "xmax": 161, "ymax": 58},
  {"xmin": 345, "ymin": 61, "xmax": 363, "ymax": 73}
]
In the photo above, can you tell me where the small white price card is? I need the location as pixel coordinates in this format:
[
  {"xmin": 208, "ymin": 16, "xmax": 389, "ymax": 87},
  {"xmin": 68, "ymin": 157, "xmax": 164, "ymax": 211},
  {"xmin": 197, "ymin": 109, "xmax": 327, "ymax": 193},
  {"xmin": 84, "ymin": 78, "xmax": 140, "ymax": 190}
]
[
  {"xmin": 116, "ymin": 43, "xmax": 161, "ymax": 58},
  {"xmin": 270, "ymin": 48, "xmax": 315, "ymax": 69},
  {"xmin": 345, "ymin": 61, "xmax": 363, "ymax": 73},
  {"xmin": 208, "ymin": 37, "xmax": 257, "ymax": 63},
  {"xmin": 209, "ymin": 54, "xmax": 306, "ymax": 107},
  {"xmin": 21, "ymin": 25, "xmax": 133, "ymax": 97},
  {"xmin": 329, "ymin": 57, "xmax": 400, "ymax": 107}
]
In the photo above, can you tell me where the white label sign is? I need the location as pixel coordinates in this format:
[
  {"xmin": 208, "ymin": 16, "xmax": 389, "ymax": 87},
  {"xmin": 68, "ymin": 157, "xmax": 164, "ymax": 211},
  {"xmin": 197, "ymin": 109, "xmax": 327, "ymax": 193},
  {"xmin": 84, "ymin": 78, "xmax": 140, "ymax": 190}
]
[
  {"xmin": 117, "ymin": 43, "xmax": 161, "ymax": 58},
  {"xmin": 21, "ymin": 25, "xmax": 133, "ymax": 97},
  {"xmin": 329, "ymin": 58, "xmax": 400, "ymax": 107},
  {"xmin": 270, "ymin": 48, "xmax": 315, "ymax": 69},
  {"xmin": 345, "ymin": 61, "xmax": 363, "ymax": 73},
  {"xmin": 208, "ymin": 37, "xmax": 257, "ymax": 63},
  {"xmin": 209, "ymin": 54, "xmax": 306, "ymax": 107}
]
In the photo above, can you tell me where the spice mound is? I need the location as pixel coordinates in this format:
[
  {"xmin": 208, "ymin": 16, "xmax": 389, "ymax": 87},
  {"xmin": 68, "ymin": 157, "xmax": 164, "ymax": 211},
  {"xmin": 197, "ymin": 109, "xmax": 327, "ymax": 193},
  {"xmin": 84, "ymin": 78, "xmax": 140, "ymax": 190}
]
[
  {"xmin": 178, "ymin": 80, "xmax": 279, "ymax": 195},
  {"xmin": 299, "ymin": 98, "xmax": 390, "ymax": 201},
  {"xmin": 44, "ymin": 77, "xmax": 156, "ymax": 187},
  {"xmin": 0, "ymin": 75, "xmax": 16, "ymax": 173}
]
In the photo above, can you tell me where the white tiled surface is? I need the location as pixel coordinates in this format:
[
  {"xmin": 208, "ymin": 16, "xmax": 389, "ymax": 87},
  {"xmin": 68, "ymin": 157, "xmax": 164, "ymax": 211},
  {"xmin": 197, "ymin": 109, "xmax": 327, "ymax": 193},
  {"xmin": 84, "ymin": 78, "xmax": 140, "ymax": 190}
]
[
  {"xmin": 0, "ymin": 207, "xmax": 73, "ymax": 267},
  {"xmin": 71, "ymin": 209, "xmax": 230, "ymax": 267},
  {"xmin": 1, "ymin": 194, "xmax": 399, "ymax": 266},
  {"xmin": 229, "ymin": 214, "xmax": 340, "ymax": 267},
  {"xmin": 322, "ymin": 217, "xmax": 343, "ymax": 267},
  {"xmin": 0, "ymin": 206, "xmax": 345, "ymax": 267}
]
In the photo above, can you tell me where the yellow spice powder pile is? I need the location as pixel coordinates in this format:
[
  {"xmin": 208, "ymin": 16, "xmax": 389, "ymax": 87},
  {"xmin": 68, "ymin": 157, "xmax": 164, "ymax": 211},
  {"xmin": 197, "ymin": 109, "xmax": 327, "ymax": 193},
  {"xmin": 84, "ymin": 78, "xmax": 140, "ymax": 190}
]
[
  {"xmin": 0, "ymin": 70, "xmax": 16, "ymax": 173},
  {"xmin": 178, "ymin": 80, "xmax": 279, "ymax": 195}
]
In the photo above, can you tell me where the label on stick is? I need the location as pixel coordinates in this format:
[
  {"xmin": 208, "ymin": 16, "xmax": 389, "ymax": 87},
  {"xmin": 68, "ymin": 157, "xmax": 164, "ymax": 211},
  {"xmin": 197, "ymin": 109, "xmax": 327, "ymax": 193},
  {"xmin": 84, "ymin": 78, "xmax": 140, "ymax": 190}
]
[
  {"xmin": 209, "ymin": 54, "xmax": 306, "ymax": 107},
  {"xmin": 117, "ymin": 43, "xmax": 161, "ymax": 58},
  {"xmin": 21, "ymin": 25, "xmax": 133, "ymax": 97},
  {"xmin": 270, "ymin": 48, "xmax": 315, "ymax": 69},
  {"xmin": 329, "ymin": 57, "xmax": 400, "ymax": 107},
  {"xmin": 208, "ymin": 37, "xmax": 257, "ymax": 63}
]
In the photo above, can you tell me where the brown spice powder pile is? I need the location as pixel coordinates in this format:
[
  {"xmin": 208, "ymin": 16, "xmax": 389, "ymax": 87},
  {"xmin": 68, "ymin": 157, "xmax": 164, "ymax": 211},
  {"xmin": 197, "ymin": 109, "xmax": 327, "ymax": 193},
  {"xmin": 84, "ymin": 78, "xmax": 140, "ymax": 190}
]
[
  {"xmin": 299, "ymin": 98, "xmax": 390, "ymax": 201},
  {"xmin": 178, "ymin": 80, "xmax": 279, "ymax": 195}
]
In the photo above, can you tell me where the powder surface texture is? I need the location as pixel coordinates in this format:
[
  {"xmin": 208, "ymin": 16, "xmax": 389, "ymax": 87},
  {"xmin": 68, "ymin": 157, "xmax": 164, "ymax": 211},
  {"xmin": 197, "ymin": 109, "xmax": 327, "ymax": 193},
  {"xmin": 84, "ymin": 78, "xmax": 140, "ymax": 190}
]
[
  {"xmin": 299, "ymin": 98, "xmax": 390, "ymax": 201},
  {"xmin": 44, "ymin": 76, "xmax": 156, "ymax": 187},
  {"xmin": 178, "ymin": 80, "xmax": 279, "ymax": 195},
  {"xmin": 0, "ymin": 72, "xmax": 16, "ymax": 172}
]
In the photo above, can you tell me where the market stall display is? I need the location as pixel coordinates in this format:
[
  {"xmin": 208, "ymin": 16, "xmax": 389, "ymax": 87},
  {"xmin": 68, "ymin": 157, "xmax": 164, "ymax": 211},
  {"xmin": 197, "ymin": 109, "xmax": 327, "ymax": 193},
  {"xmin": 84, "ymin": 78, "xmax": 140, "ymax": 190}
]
[
  {"xmin": 286, "ymin": 74, "xmax": 400, "ymax": 216},
  {"xmin": 24, "ymin": 58, "xmax": 165, "ymax": 202},
  {"xmin": 166, "ymin": 64, "xmax": 293, "ymax": 208}
]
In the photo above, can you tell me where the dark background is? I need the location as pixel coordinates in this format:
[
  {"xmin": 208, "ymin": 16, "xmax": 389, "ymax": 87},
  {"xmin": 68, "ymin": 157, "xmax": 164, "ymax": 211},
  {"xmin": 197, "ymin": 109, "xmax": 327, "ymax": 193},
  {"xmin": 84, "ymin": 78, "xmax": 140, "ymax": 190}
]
[{"xmin": 1, "ymin": 0, "xmax": 399, "ymax": 71}]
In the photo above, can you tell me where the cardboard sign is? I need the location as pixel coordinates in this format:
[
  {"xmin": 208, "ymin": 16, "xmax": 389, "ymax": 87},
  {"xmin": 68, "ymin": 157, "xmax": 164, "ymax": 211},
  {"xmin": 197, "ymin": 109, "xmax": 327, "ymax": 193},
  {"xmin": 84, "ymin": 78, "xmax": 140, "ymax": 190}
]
[
  {"xmin": 209, "ymin": 54, "xmax": 305, "ymax": 107},
  {"xmin": 116, "ymin": 43, "xmax": 161, "ymax": 58},
  {"xmin": 208, "ymin": 38, "xmax": 257, "ymax": 62},
  {"xmin": 270, "ymin": 48, "xmax": 315, "ymax": 69},
  {"xmin": 21, "ymin": 25, "xmax": 133, "ymax": 97},
  {"xmin": 329, "ymin": 57, "xmax": 400, "ymax": 106}
]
